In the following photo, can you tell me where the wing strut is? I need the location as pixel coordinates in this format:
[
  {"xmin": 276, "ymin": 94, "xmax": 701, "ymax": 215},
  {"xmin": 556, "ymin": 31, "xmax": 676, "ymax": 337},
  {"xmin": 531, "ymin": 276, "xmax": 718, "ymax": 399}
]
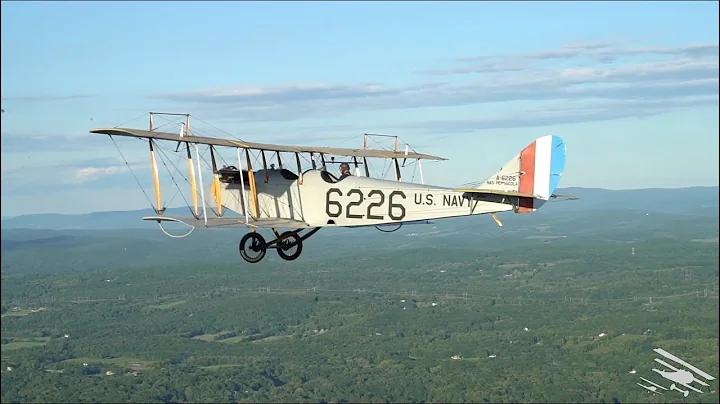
[
  {"xmin": 148, "ymin": 139, "xmax": 164, "ymax": 214},
  {"xmin": 245, "ymin": 149, "xmax": 260, "ymax": 221},
  {"xmin": 185, "ymin": 143, "xmax": 199, "ymax": 218},
  {"xmin": 237, "ymin": 148, "xmax": 250, "ymax": 225},
  {"xmin": 261, "ymin": 150, "xmax": 269, "ymax": 183},
  {"xmin": 194, "ymin": 143, "xmax": 208, "ymax": 225},
  {"xmin": 417, "ymin": 159, "xmax": 425, "ymax": 184},
  {"xmin": 295, "ymin": 152, "xmax": 303, "ymax": 185},
  {"xmin": 209, "ymin": 146, "xmax": 223, "ymax": 216},
  {"xmin": 393, "ymin": 158, "xmax": 402, "ymax": 182},
  {"xmin": 352, "ymin": 156, "xmax": 360, "ymax": 176}
]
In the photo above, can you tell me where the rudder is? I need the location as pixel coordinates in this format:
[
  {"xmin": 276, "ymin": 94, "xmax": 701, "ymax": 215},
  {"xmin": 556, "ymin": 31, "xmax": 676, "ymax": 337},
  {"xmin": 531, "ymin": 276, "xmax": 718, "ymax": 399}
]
[{"xmin": 477, "ymin": 135, "xmax": 566, "ymax": 212}]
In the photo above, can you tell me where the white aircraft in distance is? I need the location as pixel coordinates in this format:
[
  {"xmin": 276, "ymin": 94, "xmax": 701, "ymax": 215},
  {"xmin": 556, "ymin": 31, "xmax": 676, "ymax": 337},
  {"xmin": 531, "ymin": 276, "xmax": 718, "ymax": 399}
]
[{"xmin": 90, "ymin": 112, "xmax": 576, "ymax": 264}]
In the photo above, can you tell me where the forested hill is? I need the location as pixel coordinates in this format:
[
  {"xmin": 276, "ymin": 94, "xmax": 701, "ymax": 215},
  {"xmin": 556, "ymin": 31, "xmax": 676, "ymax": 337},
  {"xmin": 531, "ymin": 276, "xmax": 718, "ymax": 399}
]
[{"xmin": 1, "ymin": 186, "xmax": 717, "ymax": 230}]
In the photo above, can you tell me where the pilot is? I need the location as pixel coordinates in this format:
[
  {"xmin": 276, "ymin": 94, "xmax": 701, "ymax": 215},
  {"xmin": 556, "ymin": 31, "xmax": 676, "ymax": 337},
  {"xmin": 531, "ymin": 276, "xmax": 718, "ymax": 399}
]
[{"xmin": 339, "ymin": 162, "xmax": 352, "ymax": 178}]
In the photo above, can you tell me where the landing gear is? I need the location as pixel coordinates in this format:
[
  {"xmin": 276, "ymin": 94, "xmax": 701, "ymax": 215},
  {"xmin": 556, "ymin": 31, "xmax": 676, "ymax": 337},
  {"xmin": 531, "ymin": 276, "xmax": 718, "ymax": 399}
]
[
  {"xmin": 276, "ymin": 231, "xmax": 303, "ymax": 261},
  {"xmin": 239, "ymin": 232, "xmax": 267, "ymax": 263},
  {"xmin": 237, "ymin": 227, "xmax": 320, "ymax": 264}
]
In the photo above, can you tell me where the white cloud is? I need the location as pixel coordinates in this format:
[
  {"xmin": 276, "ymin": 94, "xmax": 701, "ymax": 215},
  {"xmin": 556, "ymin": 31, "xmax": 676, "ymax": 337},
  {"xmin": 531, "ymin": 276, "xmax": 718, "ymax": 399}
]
[
  {"xmin": 151, "ymin": 40, "xmax": 719, "ymax": 126},
  {"xmin": 390, "ymin": 95, "xmax": 718, "ymax": 135},
  {"xmin": 0, "ymin": 94, "xmax": 94, "ymax": 102},
  {"xmin": 0, "ymin": 131, "xmax": 110, "ymax": 154},
  {"xmin": 74, "ymin": 165, "xmax": 129, "ymax": 183}
]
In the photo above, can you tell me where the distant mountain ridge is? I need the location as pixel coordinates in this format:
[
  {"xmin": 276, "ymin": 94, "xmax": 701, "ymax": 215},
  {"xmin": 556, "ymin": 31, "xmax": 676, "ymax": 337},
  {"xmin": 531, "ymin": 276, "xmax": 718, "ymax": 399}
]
[{"xmin": 1, "ymin": 186, "xmax": 717, "ymax": 230}]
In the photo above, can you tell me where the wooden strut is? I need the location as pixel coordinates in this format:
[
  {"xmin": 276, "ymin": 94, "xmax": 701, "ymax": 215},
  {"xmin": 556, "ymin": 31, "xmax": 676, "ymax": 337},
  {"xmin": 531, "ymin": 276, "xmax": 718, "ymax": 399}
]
[
  {"xmin": 209, "ymin": 146, "xmax": 223, "ymax": 216},
  {"xmin": 148, "ymin": 140, "xmax": 163, "ymax": 214},
  {"xmin": 352, "ymin": 156, "xmax": 360, "ymax": 176},
  {"xmin": 245, "ymin": 149, "xmax": 260, "ymax": 224},
  {"xmin": 261, "ymin": 150, "xmax": 269, "ymax": 183},
  {"xmin": 417, "ymin": 159, "xmax": 424, "ymax": 184},
  {"xmin": 185, "ymin": 143, "xmax": 199, "ymax": 218},
  {"xmin": 237, "ymin": 148, "xmax": 250, "ymax": 225},
  {"xmin": 295, "ymin": 153, "xmax": 303, "ymax": 185},
  {"xmin": 194, "ymin": 143, "xmax": 208, "ymax": 225}
]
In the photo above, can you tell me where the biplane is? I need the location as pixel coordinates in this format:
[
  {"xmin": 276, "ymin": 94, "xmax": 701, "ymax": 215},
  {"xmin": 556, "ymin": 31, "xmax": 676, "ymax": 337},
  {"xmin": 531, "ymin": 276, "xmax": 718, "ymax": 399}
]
[{"xmin": 90, "ymin": 112, "xmax": 573, "ymax": 264}]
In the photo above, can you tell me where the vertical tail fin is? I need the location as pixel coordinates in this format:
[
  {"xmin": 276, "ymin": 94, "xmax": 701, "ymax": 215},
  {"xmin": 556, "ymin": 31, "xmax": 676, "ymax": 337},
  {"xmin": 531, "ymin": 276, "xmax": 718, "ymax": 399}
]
[{"xmin": 477, "ymin": 135, "xmax": 566, "ymax": 212}]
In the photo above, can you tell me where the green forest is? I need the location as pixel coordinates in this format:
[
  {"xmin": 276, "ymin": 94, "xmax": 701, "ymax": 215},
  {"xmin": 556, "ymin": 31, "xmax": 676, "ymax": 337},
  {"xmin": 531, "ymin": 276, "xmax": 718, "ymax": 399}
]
[{"xmin": 1, "ymin": 209, "xmax": 719, "ymax": 403}]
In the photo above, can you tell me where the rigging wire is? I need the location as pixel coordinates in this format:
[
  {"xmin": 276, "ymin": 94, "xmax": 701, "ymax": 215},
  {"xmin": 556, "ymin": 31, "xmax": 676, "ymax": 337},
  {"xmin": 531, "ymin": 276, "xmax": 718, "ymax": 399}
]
[
  {"xmin": 109, "ymin": 135, "xmax": 155, "ymax": 211},
  {"xmin": 154, "ymin": 144, "xmax": 197, "ymax": 217},
  {"xmin": 153, "ymin": 147, "xmax": 181, "ymax": 209},
  {"xmin": 111, "ymin": 112, "xmax": 154, "ymax": 129}
]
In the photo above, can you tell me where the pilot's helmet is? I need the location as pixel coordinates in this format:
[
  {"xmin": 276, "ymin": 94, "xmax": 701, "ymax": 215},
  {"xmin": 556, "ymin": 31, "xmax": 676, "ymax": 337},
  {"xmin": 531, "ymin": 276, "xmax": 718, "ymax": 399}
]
[{"xmin": 339, "ymin": 162, "xmax": 350, "ymax": 172}]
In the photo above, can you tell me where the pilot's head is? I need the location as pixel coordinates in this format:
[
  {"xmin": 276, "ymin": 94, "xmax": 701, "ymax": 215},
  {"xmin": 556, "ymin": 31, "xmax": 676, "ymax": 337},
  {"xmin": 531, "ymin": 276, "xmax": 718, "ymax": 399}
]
[{"xmin": 339, "ymin": 162, "xmax": 351, "ymax": 175}]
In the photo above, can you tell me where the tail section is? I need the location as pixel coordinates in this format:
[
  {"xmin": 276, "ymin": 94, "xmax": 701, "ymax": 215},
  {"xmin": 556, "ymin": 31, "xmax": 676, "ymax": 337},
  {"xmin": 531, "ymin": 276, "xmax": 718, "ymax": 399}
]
[{"xmin": 476, "ymin": 135, "xmax": 566, "ymax": 212}]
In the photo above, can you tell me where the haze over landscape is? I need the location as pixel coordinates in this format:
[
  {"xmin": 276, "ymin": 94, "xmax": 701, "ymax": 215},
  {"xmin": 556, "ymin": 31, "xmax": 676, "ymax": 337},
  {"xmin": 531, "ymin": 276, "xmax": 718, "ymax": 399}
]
[{"xmin": 1, "ymin": 1, "xmax": 718, "ymax": 403}]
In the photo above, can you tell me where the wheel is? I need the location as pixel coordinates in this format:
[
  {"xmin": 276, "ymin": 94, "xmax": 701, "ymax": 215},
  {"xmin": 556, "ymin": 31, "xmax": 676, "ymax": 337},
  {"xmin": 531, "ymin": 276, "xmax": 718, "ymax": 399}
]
[
  {"xmin": 239, "ymin": 232, "xmax": 267, "ymax": 263},
  {"xmin": 276, "ymin": 231, "xmax": 303, "ymax": 261}
]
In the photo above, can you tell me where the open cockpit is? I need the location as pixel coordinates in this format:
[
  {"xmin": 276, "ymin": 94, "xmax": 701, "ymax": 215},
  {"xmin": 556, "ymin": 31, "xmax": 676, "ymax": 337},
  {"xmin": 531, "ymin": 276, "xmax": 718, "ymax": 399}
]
[
  {"xmin": 217, "ymin": 165, "xmax": 250, "ymax": 184},
  {"xmin": 217, "ymin": 165, "xmax": 300, "ymax": 186}
]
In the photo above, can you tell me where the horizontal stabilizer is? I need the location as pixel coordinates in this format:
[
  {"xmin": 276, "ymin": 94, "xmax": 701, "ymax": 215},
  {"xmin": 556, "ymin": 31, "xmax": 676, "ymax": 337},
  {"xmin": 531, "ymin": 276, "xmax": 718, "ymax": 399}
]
[
  {"xmin": 550, "ymin": 193, "xmax": 578, "ymax": 201},
  {"xmin": 453, "ymin": 188, "xmax": 542, "ymax": 199}
]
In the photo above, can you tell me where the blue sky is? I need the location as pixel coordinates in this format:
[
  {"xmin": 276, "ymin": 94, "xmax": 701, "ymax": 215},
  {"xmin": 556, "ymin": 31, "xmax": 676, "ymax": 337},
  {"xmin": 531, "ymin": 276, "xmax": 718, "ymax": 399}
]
[{"xmin": 1, "ymin": 1, "xmax": 718, "ymax": 216}]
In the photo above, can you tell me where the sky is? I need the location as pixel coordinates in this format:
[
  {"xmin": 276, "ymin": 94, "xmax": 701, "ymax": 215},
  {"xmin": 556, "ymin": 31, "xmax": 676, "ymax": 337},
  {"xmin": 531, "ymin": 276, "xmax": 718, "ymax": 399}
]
[{"xmin": 1, "ymin": 1, "xmax": 718, "ymax": 217}]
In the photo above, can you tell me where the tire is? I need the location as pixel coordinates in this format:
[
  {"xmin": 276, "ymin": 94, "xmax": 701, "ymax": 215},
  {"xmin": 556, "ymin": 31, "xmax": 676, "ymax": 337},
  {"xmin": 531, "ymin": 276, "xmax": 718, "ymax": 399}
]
[
  {"xmin": 239, "ymin": 232, "xmax": 267, "ymax": 263},
  {"xmin": 276, "ymin": 232, "xmax": 303, "ymax": 261}
]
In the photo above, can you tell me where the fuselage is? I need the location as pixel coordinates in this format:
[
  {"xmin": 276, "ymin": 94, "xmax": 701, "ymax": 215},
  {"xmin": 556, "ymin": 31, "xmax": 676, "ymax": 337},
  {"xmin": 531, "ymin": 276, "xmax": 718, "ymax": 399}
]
[{"xmin": 218, "ymin": 169, "xmax": 514, "ymax": 227}]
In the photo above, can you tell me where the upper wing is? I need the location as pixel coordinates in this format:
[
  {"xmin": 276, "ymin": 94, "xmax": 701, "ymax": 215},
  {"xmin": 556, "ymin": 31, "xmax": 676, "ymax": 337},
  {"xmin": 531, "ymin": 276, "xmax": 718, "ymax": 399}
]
[
  {"xmin": 143, "ymin": 215, "xmax": 311, "ymax": 229},
  {"xmin": 90, "ymin": 127, "xmax": 447, "ymax": 161}
]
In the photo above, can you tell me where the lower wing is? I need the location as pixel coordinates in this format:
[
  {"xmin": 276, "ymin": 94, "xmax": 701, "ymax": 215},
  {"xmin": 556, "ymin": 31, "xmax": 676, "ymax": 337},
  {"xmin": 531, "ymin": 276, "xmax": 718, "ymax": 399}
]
[{"xmin": 143, "ymin": 215, "xmax": 311, "ymax": 229}]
